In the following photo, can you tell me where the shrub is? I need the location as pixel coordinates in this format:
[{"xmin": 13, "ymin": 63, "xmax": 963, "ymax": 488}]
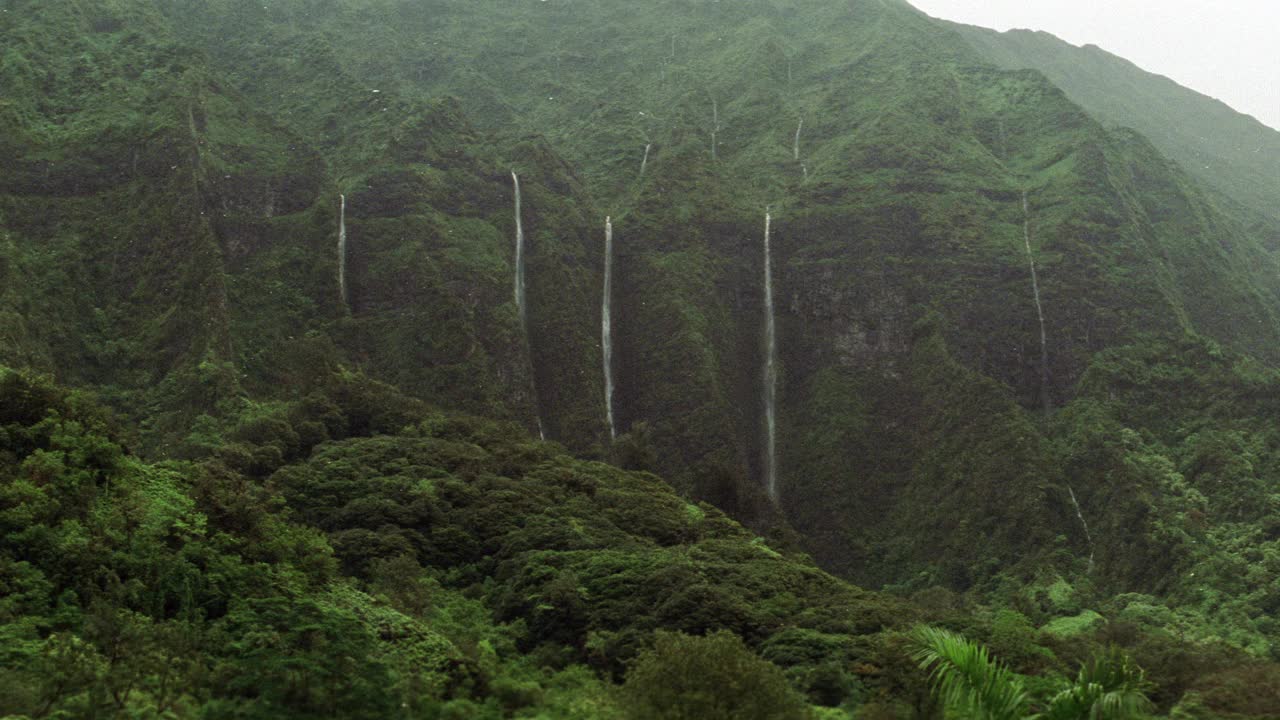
[{"xmin": 617, "ymin": 630, "xmax": 810, "ymax": 720}]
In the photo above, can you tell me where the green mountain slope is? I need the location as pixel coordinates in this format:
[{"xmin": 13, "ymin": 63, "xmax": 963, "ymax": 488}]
[
  {"xmin": 7, "ymin": 2, "xmax": 1280, "ymax": 715},
  {"xmin": 153, "ymin": 0, "xmax": 1280, "ymax": 583},
  {"xmin": 944, "ymin": 21, "xmax": 1280, "ymax": 228},
  {"xmin": 7, "ymin": 0, "xmax": 1280, "ymax": 593},
  {"xmin": 0, "ymin": 0, "xmax": 608, "ymax": 454}
]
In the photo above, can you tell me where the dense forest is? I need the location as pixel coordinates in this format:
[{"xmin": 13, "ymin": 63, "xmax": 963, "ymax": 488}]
[{"xmin": 3, "ymin": 0, "xmax": 1280, "ymax": 717}]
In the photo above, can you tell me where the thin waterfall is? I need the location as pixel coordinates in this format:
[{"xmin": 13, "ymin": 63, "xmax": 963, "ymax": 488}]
[
  {"xmin": 793, "ymin": 117, "xmax": 803, "ymax": 161},
  {"xmin": 512, "ymin": 171, "xmax": 546, "ymax": 440},
  {"xmin": 640, "ymin": 143, "xmax": 652, "ymax": 177},
  {"xmin": 711, "ymin": 98, "xmax": 719, "ymax": 161},
  {"xmin": 1022, "ymin": 190, "xmax": 1051, "ymax": 414},
  {"xmin": 602, "ymin": 216, "xmax": 616, "ymax": 440},
  {"xmin": 1067, "ymin": 485, "xmax": 1095, "ymax": 574},
  {"xmin": 513, "ymin": 173, "xmax": 526, "ymax": 319},
  {"xmin": 338, "ymin": 194, "xmax": 348, "ymax": 309},
  {"xmin": 763, "ymin": 211, "xmax": 778, "ymax": 500}
]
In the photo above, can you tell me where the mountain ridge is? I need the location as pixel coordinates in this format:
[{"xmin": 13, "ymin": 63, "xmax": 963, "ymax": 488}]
[{"xmin": 943, "ymin": 19, "xmax": 1280, "ymax": 227}]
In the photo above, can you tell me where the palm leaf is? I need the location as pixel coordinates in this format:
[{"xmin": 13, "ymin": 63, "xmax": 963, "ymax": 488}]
[
  {"xmin": 1041, "ymin": 647, "xmax": 1153, "ymax": 720},
  {"xmin": 911, "ymin": 625, "xmax": 1030, "ymax": 720}
]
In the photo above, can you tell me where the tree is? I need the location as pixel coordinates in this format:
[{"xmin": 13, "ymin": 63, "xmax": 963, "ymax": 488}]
[
  {"xmin": 911, "ymin": 626, "xmax": 1152, "ymax": 720},
  {"xmin": 1040, "ymin": 647, "xmax": 1154, "ymax": 720},
  {"xmin": 912, "ymin": 625, "xmax": 1028, "ymax": 720},
  {"xmin": 617, "ymin": 630, "xmax": 810, "ymax": 720}
]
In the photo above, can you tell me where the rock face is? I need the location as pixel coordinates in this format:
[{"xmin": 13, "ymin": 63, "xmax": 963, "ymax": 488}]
[
  {"xmin": 0, "ymin": 1, "xmax": 609, "ymax": 454},
  {"xmin": 5, "ymin": 0, "xmax": 1280, "ymax": 596}
]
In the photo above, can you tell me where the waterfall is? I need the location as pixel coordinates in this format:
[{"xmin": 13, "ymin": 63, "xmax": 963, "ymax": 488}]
[
  {"xmin": 711, "ymin": 99, "xmax": 719, "ymax": 161},
  {"xmin": 513, "ymin": 172, "xmax": 528, "ymax": 321},
  {"xmin": 602, "ymin": 216, "xmax": 616, "ymax": 439},
  {"xmin": 763, "ymin": 212, "xmax": 778, "ymax": 500},
  {"xmin": 512, "ymin": 171, "xmax": 546, "ymax": 440},
  {"xmin": 1022, "ymin": 190, "xmax": 1051, "ymax": 414},
  {"xmin": 640, "ymin": 143, "xmax": 652, "ymax": 177},
  {"xmin": 793, "ymin": 117, "xmax": 803, "ymax": 161},
  {"xmin": 338, "ymin": 194, "xmax": 348, "ymax": 309},
  {"xmin": 1067, "ymin": 485, "xmax": 1095, "ymax": 573}
]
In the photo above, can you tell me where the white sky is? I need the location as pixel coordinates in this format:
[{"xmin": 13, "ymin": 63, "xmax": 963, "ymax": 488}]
[{"xmin": 907, "ymin": 0, "xmax": 1280, "ymax": 131}]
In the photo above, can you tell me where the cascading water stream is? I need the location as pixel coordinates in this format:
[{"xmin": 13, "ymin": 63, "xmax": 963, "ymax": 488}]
[
  {"xmin": 1022, "ymin": 190, "xmax": 1051, "ymax": 414},
  {"xmin": 513, "ymin": 173, "xmax": 526, "ymax": 322},
  {"xmin": 602, "ymin": 216, "xmax": 616, "ymax": 440},
  {"xmin": 512, "ymin": 171, "xmax": 545, "ymax": 440},
  {"xmin": 711, "ymin": 98, "xmax": 719, "ymax": 161},
  {"xmin": 640, "ymin": 143, "xmax": 651, "ymax": 177},
  {"xmin": 338, "ymin": 194, "xmax": 348, "ymax": 309},
  {"xmin": 763, "ymin": 212, "xmax": 778, "ymax": 500},
  {"xmin": 1025, "ymin": 193, "xmax": 1090, "ymax": 570},
  {"xmin": 793, "ymin": 117, "xmax": 803, "ymax": 161},
  {"xmin": 1067, "ymin": 485, "xmax": 1095, "ymax": 573}
]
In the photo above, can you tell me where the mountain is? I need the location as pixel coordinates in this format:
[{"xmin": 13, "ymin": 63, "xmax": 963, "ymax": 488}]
[
  {"xmin": 5, "ymin": 0, "xmax": 1280, "ymax": 716},
  {"xmin": 152, "ymin": 0, "xmax": 1280, "ymax": 584},
  {"xmin": 0, "ymin": 0, "xmax": 607, "ymax": 453},
  {"xmin": 944, "ymin": 20, "xmax": 1280, "ymax": 229}
]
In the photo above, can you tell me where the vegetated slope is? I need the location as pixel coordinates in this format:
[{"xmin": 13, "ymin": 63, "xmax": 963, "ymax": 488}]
[
  {"xmin": 0, "ymin": 0, "xmax": 608, "ymax": 454},
  {"xmin": 5, "ymin": 366, "xmax": 1280, "ymax": 719},
  {"xmin": 157, "ymin": 0, "xmax": 1280, "ymax": 588},
  {"xmin": 10, "ymin": 1, "xmax": 1280, "ymax": 691},
  {"xmin": 944, "ymin": 21, "xmax": 1280, "ymax": 229}
]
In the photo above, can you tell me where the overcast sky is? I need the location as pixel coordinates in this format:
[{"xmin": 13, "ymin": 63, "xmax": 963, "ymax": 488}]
[{"xmin": 907, "ymin": 0, "xmax": 1280, "ymax": 131}]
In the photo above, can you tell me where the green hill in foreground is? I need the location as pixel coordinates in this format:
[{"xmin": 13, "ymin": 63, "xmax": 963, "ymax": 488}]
[{"xmin": 4, "ymin": 367, "xmax": 1280, "ymax": 718}]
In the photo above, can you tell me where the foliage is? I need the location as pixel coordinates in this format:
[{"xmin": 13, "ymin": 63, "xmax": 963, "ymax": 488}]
[
  {"xmin": 913, "ymin": 625, "xmax": 1153, "ymax": 720},
  {"xmin": 913, "ymin": 625, "xmax": 1029, "ymax": 720},
  {"xmin": 617, "ymin": 630, "xmax": 811, "ymax": 720},
  {"xmin": 1040, "ymin": 648, "xmax": 1154, "ymax": 720},
  {"xmin": 3, "ymin": 0, "xmax": 1280, "ymax": 717}
]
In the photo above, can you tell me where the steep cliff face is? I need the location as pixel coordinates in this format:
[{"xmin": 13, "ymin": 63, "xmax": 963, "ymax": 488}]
[
  {"xmin": 0, "ymin": 0, "xmax": 609, "ymax": 454},
  {"xmin": 7, "ymin": 0, "xmax": 1280, "ymax": 602}
]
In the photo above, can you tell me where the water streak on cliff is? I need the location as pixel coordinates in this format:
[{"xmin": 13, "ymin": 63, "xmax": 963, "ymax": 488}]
[
  {"xmin": 512, "ymin": 171, "xmax": 545, "ymax": 440},
  {"xmin": 338, "ymin": 194, "xmax": 348, "ymax": 310},
  {"xmin": 763, "ymin": 211, "xmax": 778, "ymax": 500},
  {"xmin": 602, "ymin": 216, "xmax": 616, "ymax": 439},
  {"xmin": 1022, "ymin": 190, "xmax": 1051, "ymax": 414}
]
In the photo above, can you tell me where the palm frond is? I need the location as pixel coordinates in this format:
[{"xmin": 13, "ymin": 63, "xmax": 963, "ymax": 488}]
[
  {"xmin": 1041, "ymin": 647, "xmax": 1153, "ymax": 720},
  {"xmin": 911, "ymin": 625, "xmax": 1030, "ymax": 720}
]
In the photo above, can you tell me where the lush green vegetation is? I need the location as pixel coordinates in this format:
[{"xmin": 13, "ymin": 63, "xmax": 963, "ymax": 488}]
[
  {"xmin": 913, "ymin": 626, "xmax": 1152, "ymax": 719},
  {"xmin": 7, "ymin": 365, "xmax": 1278, "ymax": 718},
  {"xmin": 947, "ymin": 21, "xmax": 1280, "ymax": 228},
  {"xmin": 4, "ymin": 0, "xmax": 1280, "ymax": 716}
]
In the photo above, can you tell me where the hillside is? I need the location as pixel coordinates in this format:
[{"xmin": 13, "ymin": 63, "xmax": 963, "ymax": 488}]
[
  {"xmin": 7, "ymin": 366, "xmax": 1280, "ymax": 717},
  {"xmin": 5, "ymin": 0, "xmax": 1280, "ymax": 716},
  {"xmin": 150, "ymin": 0, "xmax": 1280, "ymax": 586},
  {"xmin": 944, "ymin": 21, "xmax": 1280, "ymax": 230}
]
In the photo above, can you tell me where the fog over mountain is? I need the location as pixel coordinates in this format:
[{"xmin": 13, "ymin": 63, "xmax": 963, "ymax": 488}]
[{"xmin": 909, "ymin": 0, "xmax": 1280, "ymax": 131}]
